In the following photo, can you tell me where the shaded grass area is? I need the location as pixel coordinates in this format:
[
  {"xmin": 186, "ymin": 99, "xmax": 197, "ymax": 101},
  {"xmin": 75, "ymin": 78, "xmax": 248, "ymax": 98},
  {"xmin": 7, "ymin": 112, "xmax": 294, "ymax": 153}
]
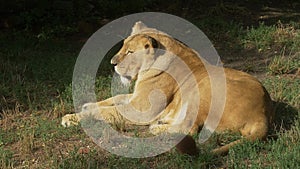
[{"xmin": 1, "ymin": 15, "xmax": 300, "ymax": 169}]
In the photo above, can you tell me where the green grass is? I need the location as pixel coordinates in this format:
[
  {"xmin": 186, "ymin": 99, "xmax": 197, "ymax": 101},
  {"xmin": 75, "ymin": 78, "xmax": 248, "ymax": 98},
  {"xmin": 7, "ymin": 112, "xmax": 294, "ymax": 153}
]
[
  {"xmin": 267, "ymin": 52, "xmax": 300, "ymax": 75},
  {"xmin": 1, "ymin": 18, "xmax": 300, "ymax": 169},
  {"xmin": 242, "ymin": 21, "xmax": 300, "ymax": 52},
  {"xmin": 242, "ymin": 22, "xmax": 277, "ymax": 51}
]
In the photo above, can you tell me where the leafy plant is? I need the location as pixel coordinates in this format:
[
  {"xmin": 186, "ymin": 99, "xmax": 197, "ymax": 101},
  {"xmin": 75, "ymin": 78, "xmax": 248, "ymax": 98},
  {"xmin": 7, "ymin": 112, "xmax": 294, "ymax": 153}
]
[
  {"xmin": 268, "ymin": 52, "xmax": 300, "ymax": 75},
  {"xmin": 242, "ymin": 22, "xmax": 276, "ymax": 51},
  {"xmin": 0, "ymin": 147, "xmax": 13, "ymax": 168}
]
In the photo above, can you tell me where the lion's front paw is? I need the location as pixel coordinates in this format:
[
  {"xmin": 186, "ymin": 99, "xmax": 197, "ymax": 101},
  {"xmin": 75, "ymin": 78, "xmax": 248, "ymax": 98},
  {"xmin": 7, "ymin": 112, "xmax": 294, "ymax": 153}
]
[
  {"xmin": 61, "ymin": 114, "xmax": 79, "ymax": 127},
  {"xmin": 149, "ymin": 124, "xmax": 169, "ymax": 135}
]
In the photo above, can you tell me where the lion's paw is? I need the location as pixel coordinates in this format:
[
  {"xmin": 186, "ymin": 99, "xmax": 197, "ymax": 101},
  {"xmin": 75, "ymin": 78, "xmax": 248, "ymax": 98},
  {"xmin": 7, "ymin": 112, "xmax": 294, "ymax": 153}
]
[
  {"xmin": 149, "ymin": 124, "xmax": 169, "ymax": 135},
  {"xmin": 61, "ymin": 114, "xmax": 79, "ymax": 127}
]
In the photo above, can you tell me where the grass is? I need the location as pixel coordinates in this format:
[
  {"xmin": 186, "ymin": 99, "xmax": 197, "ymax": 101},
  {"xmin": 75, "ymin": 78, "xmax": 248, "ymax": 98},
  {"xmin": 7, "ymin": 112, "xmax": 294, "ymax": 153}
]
[
  {"xmin": 267, "ymin": 52, "xmax": 300, "ymax": 75},
  {"xmin": 242, "ymin": 22, "xmax": 277, "ymax": 51},
  {"xmin": 1, "ymin": 16, "xmax": 300, "ymax": 169}
]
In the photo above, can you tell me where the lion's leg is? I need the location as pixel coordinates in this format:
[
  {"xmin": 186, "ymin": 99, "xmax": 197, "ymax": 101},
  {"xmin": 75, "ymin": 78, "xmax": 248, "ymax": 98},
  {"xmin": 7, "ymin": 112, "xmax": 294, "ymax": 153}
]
[
  {"xmin": 189, "ymin": 123, "xmax": 201, "ymax": 135},
  {"xmin": 61, "ymin": 94, "xmax": 132, "ymax": 127},
  {"xmin": 149, "ymin": 123, "xmax": 170, "ymax": 135},
  {"xmin": 61, "ymin": 104, "xmax": 125, "ymax": 127},
  {"xmin": 149, "ymin": 122, "xmax": 199, "ymax": 156},
  {"xmin": 97, "ymin": 94, "xmax": 132, "ymax": 106},
  {"xmin": 82, "ymin": 103, "xmax": 142, "ymax": 125},
  {"xmin": 212, "ymin": 121, "xmax": 268, "ymax": 155}
]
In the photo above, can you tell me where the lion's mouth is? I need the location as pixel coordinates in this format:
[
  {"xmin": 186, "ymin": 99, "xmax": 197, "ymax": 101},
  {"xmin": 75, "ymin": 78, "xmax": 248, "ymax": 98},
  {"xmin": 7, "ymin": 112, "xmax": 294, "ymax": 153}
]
[{"xmin": 120, "ymin": 76, "xmax": 132, "ymax": 85}]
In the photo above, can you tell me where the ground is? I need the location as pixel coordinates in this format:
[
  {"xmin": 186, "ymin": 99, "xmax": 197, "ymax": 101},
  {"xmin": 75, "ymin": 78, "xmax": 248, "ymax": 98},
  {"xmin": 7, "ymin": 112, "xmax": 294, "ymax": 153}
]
[{"xmin": 0, "ymin": 1, "xmax": 300, "ymax": 168}]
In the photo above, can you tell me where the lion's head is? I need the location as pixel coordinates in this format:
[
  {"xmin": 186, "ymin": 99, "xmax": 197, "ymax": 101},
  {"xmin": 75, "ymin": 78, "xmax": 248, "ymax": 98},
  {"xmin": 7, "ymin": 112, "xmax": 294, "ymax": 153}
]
[{"xmin": 111, "ymin": 33, "xmax": 159, "ymax": 85}]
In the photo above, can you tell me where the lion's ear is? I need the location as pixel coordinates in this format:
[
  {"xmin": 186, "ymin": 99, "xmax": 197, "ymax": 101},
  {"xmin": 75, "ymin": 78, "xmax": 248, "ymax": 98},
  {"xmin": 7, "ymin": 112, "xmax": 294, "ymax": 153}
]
[
  {"xmin": 131, "ymin": 21, "xmax": 148, "ymax": 35},
  {"xmin": 145, "ymin": 36, "xmax": 158, "ymax": 49},
  {"xmin": 144, "ymin": 36, "xmax": 158, "ymax": 55}
]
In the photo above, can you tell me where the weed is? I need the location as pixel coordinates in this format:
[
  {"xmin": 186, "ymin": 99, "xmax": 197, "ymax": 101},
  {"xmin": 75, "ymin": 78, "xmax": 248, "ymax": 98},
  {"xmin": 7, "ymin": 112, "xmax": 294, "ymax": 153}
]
[
  {"xmin": 58, "ymin": 147, "xmax": 103, "ymax": 169},
  {"xmin": 20, "ymin": 129, "xmax": 36, "ymax": 155},
  {"xmin": 268, "ymin": 51, "xmax": 300, "ymax": 75},
  {"xmin": 242, "ymin": 21, "xmax": 300, "ymax": 53},
  {"xmin": 263, "ymin": 76, "xmax": 300, "ymax": 108},
  {"xmin": 243, "ymin": 22, "xmax": 276, "ymax": 51},
  {"xmin": 274, "ymin": 21, "xmax": 300, "ymax": 51},
  {"xmin": 0, "ymin": 147, "xmax": 14, "ymax": 169}
]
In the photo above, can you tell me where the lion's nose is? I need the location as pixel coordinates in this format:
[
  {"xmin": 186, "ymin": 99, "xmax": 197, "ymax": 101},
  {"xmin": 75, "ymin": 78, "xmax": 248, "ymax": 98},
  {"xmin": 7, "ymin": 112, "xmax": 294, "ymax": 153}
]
[{"xmin": 111, "ymin": 56, "xmax": 118, "ymax": 66}]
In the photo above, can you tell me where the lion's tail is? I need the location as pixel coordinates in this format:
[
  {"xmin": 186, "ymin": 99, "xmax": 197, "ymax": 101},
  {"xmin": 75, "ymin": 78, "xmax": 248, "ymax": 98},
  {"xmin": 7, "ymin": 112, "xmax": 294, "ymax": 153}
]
[
  {"xmin": 212, "ymin": 120, "xmax": 269, "ymax": 155},
  {"xmin": 211, "ymin": 139, "xmax": 243, "ymax": 155}
]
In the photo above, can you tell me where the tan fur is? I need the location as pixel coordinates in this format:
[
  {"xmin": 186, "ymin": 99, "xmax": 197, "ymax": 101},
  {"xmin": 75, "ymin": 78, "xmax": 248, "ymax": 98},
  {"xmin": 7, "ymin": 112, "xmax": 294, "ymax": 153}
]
[{"xmin": 62, "ymin": 22, "xmax": 274, "ymax": 155}]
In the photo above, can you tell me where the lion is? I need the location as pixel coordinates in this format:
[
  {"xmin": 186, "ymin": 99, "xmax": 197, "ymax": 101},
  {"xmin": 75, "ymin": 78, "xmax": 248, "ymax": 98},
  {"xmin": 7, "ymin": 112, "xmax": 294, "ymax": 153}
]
[{"xmin": 62, "ymin": 21, "xmax": 274, "ymax": 155}]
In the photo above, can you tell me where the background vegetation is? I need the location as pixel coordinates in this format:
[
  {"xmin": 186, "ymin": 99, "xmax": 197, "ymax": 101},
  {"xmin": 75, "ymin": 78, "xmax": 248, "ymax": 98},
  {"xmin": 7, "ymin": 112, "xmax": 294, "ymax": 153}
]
[{"xmin": 0, "ymin": 0, "xmax": 299, "ymax": 168}]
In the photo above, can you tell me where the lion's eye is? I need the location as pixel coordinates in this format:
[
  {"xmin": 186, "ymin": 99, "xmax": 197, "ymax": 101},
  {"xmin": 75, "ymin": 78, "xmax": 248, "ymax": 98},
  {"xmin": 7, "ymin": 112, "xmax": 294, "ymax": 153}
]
[{"xmin": 126, "ymin": 50, "xmax": 134, "ymax": 55}]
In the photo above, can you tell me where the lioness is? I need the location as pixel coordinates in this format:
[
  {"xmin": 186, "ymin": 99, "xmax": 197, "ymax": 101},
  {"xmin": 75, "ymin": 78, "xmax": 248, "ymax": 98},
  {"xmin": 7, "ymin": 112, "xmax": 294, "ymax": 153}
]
[{"xmin": 62, "ymin": 21, "xmax": 274, "ymax": 155}]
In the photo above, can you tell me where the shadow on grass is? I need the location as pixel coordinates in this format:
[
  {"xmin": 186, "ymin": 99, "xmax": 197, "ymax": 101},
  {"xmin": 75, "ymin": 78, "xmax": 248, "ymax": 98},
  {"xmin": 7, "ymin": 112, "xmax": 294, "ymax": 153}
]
[{"xmin": 271, "ymin": 101, "xmax": 298, "ymax": 134}]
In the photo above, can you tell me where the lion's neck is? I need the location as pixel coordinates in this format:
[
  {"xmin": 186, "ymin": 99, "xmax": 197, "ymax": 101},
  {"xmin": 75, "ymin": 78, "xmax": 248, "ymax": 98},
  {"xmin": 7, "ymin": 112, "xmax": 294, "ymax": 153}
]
[{"xmin": 149, "ymin": 33, "xmax": 208, "ymax": 73}]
